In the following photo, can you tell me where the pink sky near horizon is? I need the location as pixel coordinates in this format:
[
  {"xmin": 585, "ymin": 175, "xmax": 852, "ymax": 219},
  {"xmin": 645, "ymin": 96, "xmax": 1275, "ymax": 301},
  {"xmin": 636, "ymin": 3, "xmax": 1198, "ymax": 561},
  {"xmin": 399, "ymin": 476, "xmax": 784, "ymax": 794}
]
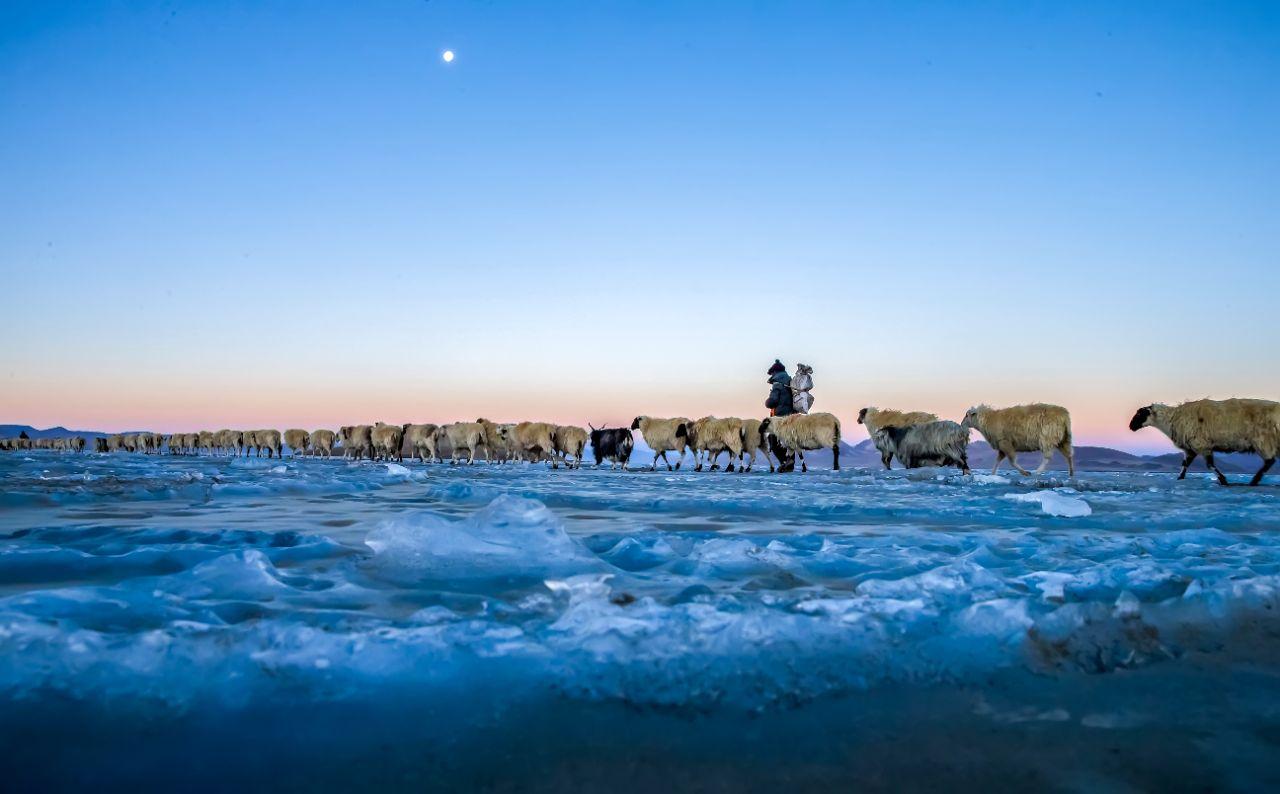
[{"xmin": 1, "ymin": 371, "xmax": 1190, "ymax": 455}]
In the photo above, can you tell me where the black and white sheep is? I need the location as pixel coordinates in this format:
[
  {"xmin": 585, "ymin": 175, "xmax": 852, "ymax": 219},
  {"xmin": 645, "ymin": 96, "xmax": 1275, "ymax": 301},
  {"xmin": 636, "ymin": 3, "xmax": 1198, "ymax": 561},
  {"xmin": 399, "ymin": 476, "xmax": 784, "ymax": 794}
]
[
  {"xmin": 1130, "ymin": 398, "xmax": 1279, "ymax": 486},
  {"xmin": 872, "ymin": 421, "xmax": 970, "ymax": 473}
]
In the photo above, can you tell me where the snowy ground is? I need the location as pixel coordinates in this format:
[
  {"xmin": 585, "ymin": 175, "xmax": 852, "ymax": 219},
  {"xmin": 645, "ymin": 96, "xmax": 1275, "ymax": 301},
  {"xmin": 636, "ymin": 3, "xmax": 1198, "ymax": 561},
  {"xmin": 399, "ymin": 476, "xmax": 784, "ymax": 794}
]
[{"xmin": 2, "ymin": 452, "xmax": 1279, "ymax": 791}]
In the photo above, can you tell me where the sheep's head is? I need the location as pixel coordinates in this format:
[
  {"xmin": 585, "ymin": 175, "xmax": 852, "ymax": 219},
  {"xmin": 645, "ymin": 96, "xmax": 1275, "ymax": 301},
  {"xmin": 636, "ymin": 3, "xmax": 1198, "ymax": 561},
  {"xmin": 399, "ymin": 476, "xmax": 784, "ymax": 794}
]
[
  {"xmin": 857, "ymin": 407, "xmax": 870, "ymax": 424},
  {"xmin": 961, "ymin": 406, "xmax": 987, "ymax": 430},
  {"xmin": 630, "ymin": 416, "xmax": 643, "ymax": 430},
  {"xmin": 1129, "ymin": 405, "xmax": 1155, "ymax": 432}
]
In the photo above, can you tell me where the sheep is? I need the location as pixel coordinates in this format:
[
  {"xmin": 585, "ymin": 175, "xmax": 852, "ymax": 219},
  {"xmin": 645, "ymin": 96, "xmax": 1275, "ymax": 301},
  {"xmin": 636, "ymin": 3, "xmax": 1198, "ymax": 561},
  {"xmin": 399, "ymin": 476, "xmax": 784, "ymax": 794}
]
[
  {"xmin": 857, "ymin": 407, "xmax": 940, "ymax": 469},
  {"xmin": 106, "ymin": 434, "xmax": 123, "ymax": 453},
  {"xmin": 283, "ymin": 429, "xmax": 310, "ymax": 457},
  {"xmin": 254, "ymin": 429, "xmax": 282, "ymax": 458},
  {"xmin": 337, "ymin": 425, "xmax": 374, "ymax": 461},
  {"xmin": 553, "ymin": 425, "xmax": 589, "ymax": 469},
  {"xmin": 873, "ymin": 421, "xmax": 971, "ymax": 474},
  {"xmin": 495, "ymin": 423, "xmax": 522, "ymax": 463},
  {"xmin": 122, "ymin": 434, "xmax": 139, "ymax": 453},
  {"xmin": 371, "ymin": 423, "xmax": 405, "ymax": 463},
  {"xmin": 243, "ymin": 429, "xmax": 262, "ymax": 457},
  {"xmin": 1130, "ymin": 398, "xmax": 1280, "ymax": 486},
  {"xmin": 738, "ymin": 418, "xmax": 775, "ymax": 473},
  {"xmin": 630, "ymin": 416, "xmax": 693, "ymax": 471},
  {"xmin": 758, "ymin": 412, "xmax": 842, "ymax": 472},
  {"xmin": 510, "ymin": 422, "xmax": 560, "ymax": 467},
  {"xmin": 309, "ymin": 429, "xmax": 338, "ymax": 458},
  {"xmin": 589, "ymin": 426, "xmax": 634, "ymax": 470},
  {"xmin": 94, "ymin": 437, "xmax": 108, "ymax": 453},
  {"xmin": 690, "ymin": 416, "xmax": 745, "ymax": 472},
  {"xmin": 401, "ymin": 423, "xmax": 440, "ymax": 463},
  {"xmin": 184, "ymin": 432, "xmax": 201, "ymax": 454},
  {"xmin": 151, "ymin": 432, "xmax": 165, "ymax": 454},
  {"xmin": 437, "ymin": 421, "xmax": 497, "ymax": 465},
  {"xmin": 961, "ymin": 403, "xmax": 1074, "ymax": 477}
]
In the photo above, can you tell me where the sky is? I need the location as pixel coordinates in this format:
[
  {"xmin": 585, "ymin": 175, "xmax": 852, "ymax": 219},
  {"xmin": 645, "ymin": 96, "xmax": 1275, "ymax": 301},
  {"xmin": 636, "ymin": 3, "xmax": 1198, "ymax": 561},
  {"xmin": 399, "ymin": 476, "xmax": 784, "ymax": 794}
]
[{"xmin": 1, "ymin": 1, "xmax": 1277, "ymax": 452}]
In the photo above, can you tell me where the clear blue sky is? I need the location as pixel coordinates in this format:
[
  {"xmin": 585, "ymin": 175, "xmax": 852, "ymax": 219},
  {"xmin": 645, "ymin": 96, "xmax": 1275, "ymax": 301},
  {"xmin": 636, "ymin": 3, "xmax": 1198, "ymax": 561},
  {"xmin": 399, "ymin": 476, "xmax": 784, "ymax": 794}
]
[{"xmin": 2, "ymin": 1, "xmax": 1277, "ymax": 451}]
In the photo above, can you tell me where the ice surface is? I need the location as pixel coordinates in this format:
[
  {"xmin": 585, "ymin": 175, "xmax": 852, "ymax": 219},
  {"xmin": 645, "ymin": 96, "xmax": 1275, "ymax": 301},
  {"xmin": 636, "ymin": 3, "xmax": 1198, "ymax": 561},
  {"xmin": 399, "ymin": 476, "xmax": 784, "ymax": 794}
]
[{"xmin": 1, "ymin": 452, "xmax": 1279, "ymax": 788}]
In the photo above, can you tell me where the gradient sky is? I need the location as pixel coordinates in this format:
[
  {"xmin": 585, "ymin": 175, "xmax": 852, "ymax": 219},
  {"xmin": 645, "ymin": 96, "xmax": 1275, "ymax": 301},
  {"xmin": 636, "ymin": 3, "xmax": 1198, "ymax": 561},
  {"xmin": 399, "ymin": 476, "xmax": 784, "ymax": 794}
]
[{"xmin": 2, "ymin": 1, "xmax": 1277, "ymax": 452}]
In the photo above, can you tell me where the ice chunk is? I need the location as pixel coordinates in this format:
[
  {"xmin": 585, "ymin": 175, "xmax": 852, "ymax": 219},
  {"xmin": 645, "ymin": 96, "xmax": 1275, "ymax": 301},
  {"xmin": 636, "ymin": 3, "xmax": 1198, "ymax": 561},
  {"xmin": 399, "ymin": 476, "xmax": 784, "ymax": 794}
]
[
  {"xmin": 365, "ymin": 495, "xmax": 604, "ymax": 582},
  {"xmin": 1003, "ymin": 491, "xmax": 1092, "ymax": 517}
]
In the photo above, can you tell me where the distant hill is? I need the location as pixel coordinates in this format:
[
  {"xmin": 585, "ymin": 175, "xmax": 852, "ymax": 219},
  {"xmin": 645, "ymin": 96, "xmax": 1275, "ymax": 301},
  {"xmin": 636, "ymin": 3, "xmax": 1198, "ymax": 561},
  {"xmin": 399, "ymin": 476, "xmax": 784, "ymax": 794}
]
[
  {"xmin": 795, "ymin": 440, "xmax": 1264, "ymax": 474},
  {"xmin": 0, "ymin": 424, "xmax": 109, "ymax": 440}
]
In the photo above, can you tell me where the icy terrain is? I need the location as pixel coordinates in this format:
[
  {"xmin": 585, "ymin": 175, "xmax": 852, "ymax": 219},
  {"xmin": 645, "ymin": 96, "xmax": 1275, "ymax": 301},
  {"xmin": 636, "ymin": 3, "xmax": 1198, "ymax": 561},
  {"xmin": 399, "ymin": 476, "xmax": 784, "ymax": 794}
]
[{"xmin": 2, "ymin": 452, "xmax": 1279, "ymax": 790}]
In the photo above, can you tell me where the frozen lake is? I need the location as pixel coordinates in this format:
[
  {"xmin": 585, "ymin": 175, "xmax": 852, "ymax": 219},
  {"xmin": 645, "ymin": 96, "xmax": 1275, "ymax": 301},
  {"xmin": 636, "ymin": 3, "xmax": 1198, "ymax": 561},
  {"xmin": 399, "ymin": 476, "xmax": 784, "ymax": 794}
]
[{"xmin": 2, "ymin": 452, "xmax": 1279, "ymax": 791}]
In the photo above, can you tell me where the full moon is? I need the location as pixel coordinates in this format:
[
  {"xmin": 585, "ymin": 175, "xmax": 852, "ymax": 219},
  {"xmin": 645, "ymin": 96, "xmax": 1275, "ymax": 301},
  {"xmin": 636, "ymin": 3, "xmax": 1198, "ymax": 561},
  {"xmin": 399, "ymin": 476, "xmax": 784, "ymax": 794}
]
[{"xmin": 442, "ymin": 50, "xmax": 454, "ymax": 63}]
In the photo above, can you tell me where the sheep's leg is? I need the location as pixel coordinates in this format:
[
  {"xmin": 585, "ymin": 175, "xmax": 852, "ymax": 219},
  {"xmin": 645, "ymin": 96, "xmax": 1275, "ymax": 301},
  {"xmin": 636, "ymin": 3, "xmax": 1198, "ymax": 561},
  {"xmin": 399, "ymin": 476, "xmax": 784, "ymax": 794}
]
[
  {"xmin": 1177, "ymin": 452, "xmax": 1197, "ymax": 479},
  {"xmin": 1035, "ymin": 450, "xmax": 1052, "ymax": 474},
  {"xmin": 661, "ymin": 451, "xmax": 673, "ymax": 472},
  {"xmin": 709, "ymin": 450, "xmax": 720, "ymax": 471},
  {"xmin": 881, "ymin": 449, "xmax": 892, "ymax": 470},
  {"xmin": 832, "ymin": 443, "xmax": 840, "ymax": 471},
  {"xmin": 960, "ymin": 451, "xmax": 971, "ymax": 475},
  {"xmin": 799, "ymin": 451, "xmax": 807, "ymax": 473},
  {"xmin": 991, "ymin": 451, "xmax": 1006, "ymax": 474},
  {"xmin": 1061, "ymin": 444, "xmax": 1075, "ymax": 477},
  {"xmin": 1204, "ymin": 453, "xmax": 1229, "ymax": 486},
  {"xmin": 1008, "ymin": 451, "xmax": 1032, "ymax": 476},
  {"xmin": 1250, "ymin": 458, "xmax": 1275, "ymax": 486}
]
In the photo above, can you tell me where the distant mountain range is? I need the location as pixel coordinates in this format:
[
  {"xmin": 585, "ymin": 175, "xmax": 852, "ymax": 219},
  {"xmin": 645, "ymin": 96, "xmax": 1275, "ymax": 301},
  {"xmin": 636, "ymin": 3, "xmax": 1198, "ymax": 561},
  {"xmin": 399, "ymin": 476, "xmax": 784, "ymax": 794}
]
[
  {"xmin": 799, "ymin": 440, "xmax": 1265, "ymax": 474},
  {"xmin": 1, "ymin": 425, "xmax": 116, "ymax": 441},
  {"xmin": 2, "ymin": 424, "xmax": 1268, "ymax": 474}
]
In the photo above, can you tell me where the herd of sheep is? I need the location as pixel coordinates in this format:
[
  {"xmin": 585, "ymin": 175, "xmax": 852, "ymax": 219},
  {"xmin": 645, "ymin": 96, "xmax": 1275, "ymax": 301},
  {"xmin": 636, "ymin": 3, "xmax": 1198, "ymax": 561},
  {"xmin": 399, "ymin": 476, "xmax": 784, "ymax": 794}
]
[{"xmin": 2, "ymin": 398, "xmax": 1277, "ymax": 486}]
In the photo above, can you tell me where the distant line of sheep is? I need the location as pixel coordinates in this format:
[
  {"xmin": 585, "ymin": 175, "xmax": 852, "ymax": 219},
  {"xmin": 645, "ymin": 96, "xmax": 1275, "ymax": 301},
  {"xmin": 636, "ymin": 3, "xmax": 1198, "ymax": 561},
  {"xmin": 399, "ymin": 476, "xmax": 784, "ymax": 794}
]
[{"xmin": 3, "ymin": 397, "xmax": 1276, "ymax": 485}]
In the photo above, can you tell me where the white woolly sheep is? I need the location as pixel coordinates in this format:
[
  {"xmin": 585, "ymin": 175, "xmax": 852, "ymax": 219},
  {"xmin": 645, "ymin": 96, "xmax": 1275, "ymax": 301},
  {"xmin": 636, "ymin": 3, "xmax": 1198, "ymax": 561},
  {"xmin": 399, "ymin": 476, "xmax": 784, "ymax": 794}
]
[
  {"xmin": 961, "ymin": 403, "xmax": 1074, "ymax": 476},
  {"xmin": 630, "ymin": 416, "xmax": 692, "ymax": 471},
  {"xmin": 690, "ymin": 416, "xmax": 745, "ymax": 472},
  {"xmin": 758, "ymin": 412, "xmax": 842, "ymax": 472},
  {"xmin": 437, "ymin": 421, "xmax": 495, "ymax": 465},
  {"xmin": 255, "ymin": 429, "xmax": 283, "ymax": 458},
  {"xmin": 738, "ymin": 418, "xmax": 775, "ymax": 473},
  {"xmin": 371, "ymin": 423, "xmax": 405, "ymax": 463},
  {"xmin": 873, "ymin": 421, "xmax": 970, "ymax": 473},
  {"xmin": 309, "ymin": 429, "xmax": 337, "ymax": 458},
  {"xmin": 857, "ymin": 407, "xmax": 940, "ymax": 469},
  {"xmin": 401, "ymin": 423, "xmax": 440, "ymax": 463},
  {"xmin": 338, "ymin": 425, "xmax": 373, "ymax": 460},
  {"xmin": 1130, "ymin": 398, "xmax": 1279, "ymax": 486},
  {"xmin": 511, "ymin": 422, "xmax": 560, "ymax": 467},
  {"xmin": 553, "ymin": 425, "xmax": 589, "ymax": 469},
  {"xmin": 283, "ymin": 429, "xmax": 310, "ymax": 457}
]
